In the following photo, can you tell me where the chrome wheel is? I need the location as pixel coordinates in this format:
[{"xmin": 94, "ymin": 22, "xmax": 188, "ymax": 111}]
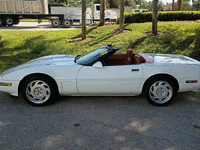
[
  {"xmin": 149, "ymin": 81, "xmax": 173, "ymax": 104},
  {"xmin": 26, "ymin": 80, "xmax": 51, "ymax": 104}
]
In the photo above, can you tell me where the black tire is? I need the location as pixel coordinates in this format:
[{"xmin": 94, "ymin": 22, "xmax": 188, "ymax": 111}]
[
  {"xmin": 0, "ymin": 18, "xmax": 4, "ymax": 27},
  {"xmin": 105, "ymin": 18, "xmax": 111, "ymax": 22},
  {"xmin": 144, "ymin": 77, "xmax": 177, "ymax": 106},
  {"xmin": 63, "ymin": 19, "xmax": 71, "ymax": 28},
  {"xmin": 22, "ymin": 77, "xmax": 57, "ymax": 106},
  {"xmin": 5, "ymin": 17, "xmax": 14, "ymax": 26},
  {"xmin": 51, "ymin": 19, "xmax": 61, "ymax": 28},
  {"xmin": 14, "ymin": 18, "xmax": 20, "ymax": 25}
]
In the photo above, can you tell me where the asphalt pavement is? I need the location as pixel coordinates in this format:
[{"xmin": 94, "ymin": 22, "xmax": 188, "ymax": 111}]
[
  {"xmin": 0, "ymin": 21, "xmax": 81, "ymax": 31},
  {"xmin": 0, "ymin": 90, "xmax": 200, "ymax": 150}
]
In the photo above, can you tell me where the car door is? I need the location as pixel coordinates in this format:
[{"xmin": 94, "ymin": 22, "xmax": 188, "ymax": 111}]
[{"xmin": 77, "ymin": 63, "xmax": 143, "ymax": 95}]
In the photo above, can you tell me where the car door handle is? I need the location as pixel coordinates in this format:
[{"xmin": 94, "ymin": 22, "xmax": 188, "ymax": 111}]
[{"xmin": 132, "ymin": 69, "xmax": 139, "ymax": 71}]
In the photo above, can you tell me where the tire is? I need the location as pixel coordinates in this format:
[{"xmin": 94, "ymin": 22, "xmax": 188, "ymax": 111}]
[
  {"xmin": 144, "ymin": 78, "xmax": 177, "ymax": 106},
  {"xmin": 14, "ymin": 18, "xmax": 20, "ymax": 25},
  {"xmin": 0, "ymin": 18, "xmax": 3, "ymax": 27},
  {"xmin": 5, "ymin": 17, "xmax": 14, "ymax": 26},
  {"xmin": 22, "ymin": 77, "xmax": 56, "ymax": 106},
  {"xmin": 51, "ymin": 19, "xmax": 61, "ymax": 28},
  {"xmin": 105, "ymin": 18, "xmax": 111, "ymax": 22},
  {"xmin": 63, "ymin": 19, "xmax": 71, "ymax": 28}
]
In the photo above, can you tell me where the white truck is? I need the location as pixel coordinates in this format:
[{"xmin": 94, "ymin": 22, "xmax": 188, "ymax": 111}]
[
  {"xmin": 50, "ymin": 4, "xmax": 117, "ymax": 27},
  {"xmin": 0, "ymin": 0, "xmax": 65, "ymax": 27},
  {"xmin": 0, "ymin": 0, "xmax": 117, "ymax": 28}
]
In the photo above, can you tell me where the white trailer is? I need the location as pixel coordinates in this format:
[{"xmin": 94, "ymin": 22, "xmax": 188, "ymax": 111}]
[
  {"xmin": 0, "ymin": 0, "xmax": 64, "ymax": 27},
  {"xmin": 51, "ymin": 4, "xmax": 117, "ymax": 27}
]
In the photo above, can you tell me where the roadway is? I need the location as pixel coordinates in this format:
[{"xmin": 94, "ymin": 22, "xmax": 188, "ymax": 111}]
[
  {"xmin": 0, "ymin": 90, "xmax": 200, "ymax": 150},
  {"xmin": 0, "ymin": 21, "xmax": 81, "ymax": 31}
]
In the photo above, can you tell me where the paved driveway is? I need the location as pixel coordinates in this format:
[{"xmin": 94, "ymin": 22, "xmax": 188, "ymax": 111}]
[
  {"xmin": 0, "ymin": 90, "xmax": 200, "ymax": 150},
  {"xmin": 0, "ymin": 22, "xmax": 81, "ymax": 31}
]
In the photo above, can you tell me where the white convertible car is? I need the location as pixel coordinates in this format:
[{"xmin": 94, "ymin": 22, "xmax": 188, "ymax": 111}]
[{"xmin": 0, "ymin": 44, "xmax": 200, "ymax": 106}]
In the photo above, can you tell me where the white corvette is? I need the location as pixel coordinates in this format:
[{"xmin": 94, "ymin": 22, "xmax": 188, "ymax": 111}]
[{"xmin": 0, "ymin": 44, "xmax": 200, "ymax": 106}]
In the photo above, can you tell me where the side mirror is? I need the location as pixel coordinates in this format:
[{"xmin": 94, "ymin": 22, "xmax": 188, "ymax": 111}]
[{"xmin": 92, "ymin": 61, "xmax": 103, "ymax": 68}]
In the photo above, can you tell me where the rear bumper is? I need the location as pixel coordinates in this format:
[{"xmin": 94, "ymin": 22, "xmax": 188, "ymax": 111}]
[{"xmin": 179, "ymin": 79, "xmax": 200, "ymax": 92}]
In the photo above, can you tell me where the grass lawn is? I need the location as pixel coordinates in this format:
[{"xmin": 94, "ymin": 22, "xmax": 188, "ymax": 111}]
[{"xmin": 0, "ymin": 22, "xmax": 200, "ymax": 73}]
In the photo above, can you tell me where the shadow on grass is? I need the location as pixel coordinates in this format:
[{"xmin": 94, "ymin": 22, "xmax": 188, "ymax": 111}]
[
  {"xmin": 134, "ymin": 29, "xmax": 200, "ymax": 61},
  {"xmin": 0, "ymin": 35, "xmax": 70, "ymax": 72}
]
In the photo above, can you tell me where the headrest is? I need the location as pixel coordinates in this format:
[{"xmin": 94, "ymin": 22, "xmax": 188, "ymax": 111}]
[{"xmin": 127, "ymin": 49, "xmax": 132, "ymax": 57}]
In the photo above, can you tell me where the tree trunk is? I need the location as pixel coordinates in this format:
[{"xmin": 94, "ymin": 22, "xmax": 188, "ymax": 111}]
[
  {"xmin": 99, "ymin": 0, "xmax": 105, "ymax": 26},
  {"xmin": 192, "ymin": 0, "xmax": 194, "ymax": 10},
  {"xmin": 172, "ymin": 0, "xmax": 175, "ymax": 11},
  {"xmin": 152, "ymin": 0, "xmax": 158, "ymax": 35},
  {"xmin": 178, "ymin": 0, "xmax": 182, "ymax": 11},
  {"xmin": 119, "ymin": 0, "xmax": 125, "ymax": 33},
  {"xmin": 82, "ymin": 0, "xmax": 86, "ymax": 40}
]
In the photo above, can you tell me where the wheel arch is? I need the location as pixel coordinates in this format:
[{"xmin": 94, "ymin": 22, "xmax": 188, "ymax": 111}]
[
  {"xmin": 142, "ymin": 74, "xmax": 179, "ymax": 94},
  {"xmin": 18, "ymin": 73, "xmax": 59, "ymax": 95}
]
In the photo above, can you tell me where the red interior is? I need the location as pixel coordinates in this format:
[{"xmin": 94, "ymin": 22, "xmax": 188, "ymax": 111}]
[{"xmin": 104, "ymin": 50, "xmax": 146, "ymax": 66}]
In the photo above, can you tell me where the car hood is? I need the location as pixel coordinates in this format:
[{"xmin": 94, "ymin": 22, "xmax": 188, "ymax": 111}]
[
  {"xmin": 1, "ymin": 55, "xmax": 76, "ymax": 76},
  {"xmin": 140, "ymin": 53, "xmax": 200, "ymax": 64}
]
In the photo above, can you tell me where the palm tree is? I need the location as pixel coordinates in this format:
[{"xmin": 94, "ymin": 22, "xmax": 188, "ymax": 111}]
[
  {"xmin": 172, "ymin": 0, "xmax": 175, "ymax": 10},
  {"xmin": 152, "ymin": 0, "xmax": 158, "ymax": 35},
  {"xmin": 82, "ymin": 0, "xmax": 86, "ymax": 40},
  {"xmin": 119, "ymin": 0, "xmax": 125, "ymax": 33},
  {"xmin": 99, "ymin": 0, "xmax": 105, "ymax": 26}
]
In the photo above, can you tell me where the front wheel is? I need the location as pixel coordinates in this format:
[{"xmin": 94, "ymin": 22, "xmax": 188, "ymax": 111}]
[
  {"xmin": 144, "ymin": 78, "xmax": 177, "ymax": 106},
  {"xmin": 22, "ymin": 77, "xmax": 56, "ymax": 106},
  {"xmin": 5, "ymin": 17, "xmax": 14, "ymax": 26}
]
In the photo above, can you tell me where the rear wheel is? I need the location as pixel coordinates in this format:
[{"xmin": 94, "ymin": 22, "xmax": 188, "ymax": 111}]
[
  {"xmin": 51, "ymin": 19, "xmax": 61, "ymax": 28},
  {"xmin": 63, "ymin": 19, "xmax": 71, "ymax": 28},
  {"xmin": 144, "ymin": 78, "xmax": 177, "ymax": 106},
  {"xmin": 14, "ymin": 18, "xmax": 20, "ymax": 25},
  {"xmin": 5, "ymin": 17, "xmax": 14, "ymax": 26},
  {"xmin": 22, "ymin": 77, "xmax": 56, "ymax": 106}
]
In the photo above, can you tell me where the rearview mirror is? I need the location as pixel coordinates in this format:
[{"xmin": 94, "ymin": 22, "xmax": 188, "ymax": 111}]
[{"xmin": 92, "ymin": 61, "xmax": 103, "ymax": 68}]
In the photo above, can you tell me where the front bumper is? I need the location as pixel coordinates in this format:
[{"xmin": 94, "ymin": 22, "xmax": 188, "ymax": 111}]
[
  {"xmin": 0, "ymin": 82, "xmax": 12, "ymax": 87},
  {"xmin": 0, "ymin": 79, "xmax": 20, "ymax": 96}
]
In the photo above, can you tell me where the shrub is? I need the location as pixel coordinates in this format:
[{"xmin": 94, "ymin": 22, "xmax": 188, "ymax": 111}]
[{"xmin": 117, "ymin": 11, "xmax": 200, "ymax": 23}]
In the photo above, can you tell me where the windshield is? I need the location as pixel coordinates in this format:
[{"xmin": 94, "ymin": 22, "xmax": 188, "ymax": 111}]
[{"xmin": 76, "ymin": 48, "xmax": 108, "ymax": 66}]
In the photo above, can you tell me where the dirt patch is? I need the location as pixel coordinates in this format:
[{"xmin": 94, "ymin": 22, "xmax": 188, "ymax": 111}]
[
  {"xmin": 71, "ymin": 36, "xmax": 95, "ymax": 42},
  {"xmin": 112, "ymin": 29, "xmax": 132, "ymax": 35},
  {"xmin": 145, "ymin": 31, "xmax": 165, "ymax": 37}
]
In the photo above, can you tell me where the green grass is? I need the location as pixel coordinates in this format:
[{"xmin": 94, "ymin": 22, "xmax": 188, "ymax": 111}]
[{"xmin": 0, "ymin": 22, "xmax": 200, "ymax": 73}]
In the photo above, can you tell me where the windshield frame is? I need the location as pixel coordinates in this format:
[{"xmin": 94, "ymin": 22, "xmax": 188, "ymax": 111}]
[{"xmin": 76, "ymin": 45, "xmax": 118, "ymax": 66}]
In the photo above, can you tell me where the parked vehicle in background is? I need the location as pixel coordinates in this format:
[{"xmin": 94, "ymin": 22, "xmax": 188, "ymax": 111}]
[
  {"xmin": 132, "ymin": 9, "xmax": 149, "ymax": 12},
  {"xmin": 0, "ymin": 0, "xmax": 117, "ymax": 28},
  {"xmin": 51, "ymin": 4, "xmax": 117, "ymax": 27},
  {"xmin": 0, "ymin": 0, "xmax": 64, "ymax": 27}
]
